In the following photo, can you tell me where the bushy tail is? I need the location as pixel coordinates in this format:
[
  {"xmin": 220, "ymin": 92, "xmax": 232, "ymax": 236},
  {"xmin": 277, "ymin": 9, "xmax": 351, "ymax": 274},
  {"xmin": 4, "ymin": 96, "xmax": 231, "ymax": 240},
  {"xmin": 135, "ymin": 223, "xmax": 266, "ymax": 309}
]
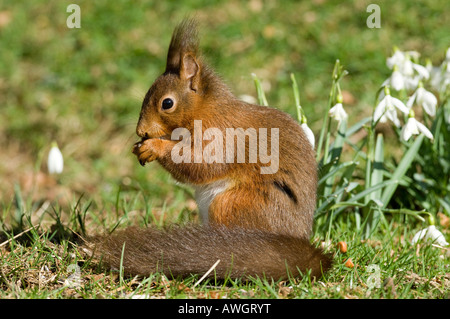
[{"xmin": 89, "ymin": 225, "xmax": 332, "ymax": 280}]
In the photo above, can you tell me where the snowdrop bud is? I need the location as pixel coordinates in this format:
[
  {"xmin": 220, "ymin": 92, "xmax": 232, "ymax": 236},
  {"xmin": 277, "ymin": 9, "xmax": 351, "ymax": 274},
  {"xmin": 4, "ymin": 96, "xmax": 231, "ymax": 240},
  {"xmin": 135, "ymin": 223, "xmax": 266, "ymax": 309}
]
[
  {"xmin": 301, "ymin": 117, "xmax": 315, "ymax": 149},
  {"xmin": 47, "ymin": 142, "xmax": 64, "ymax": 174}
]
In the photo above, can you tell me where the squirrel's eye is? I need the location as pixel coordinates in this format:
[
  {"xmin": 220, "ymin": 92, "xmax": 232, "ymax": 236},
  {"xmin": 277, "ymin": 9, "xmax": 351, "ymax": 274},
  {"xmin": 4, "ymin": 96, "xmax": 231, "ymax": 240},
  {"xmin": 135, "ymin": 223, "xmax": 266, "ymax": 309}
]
[{"xmin": 161, "ymin": 98, "xmax": 174, "ymax": 111}]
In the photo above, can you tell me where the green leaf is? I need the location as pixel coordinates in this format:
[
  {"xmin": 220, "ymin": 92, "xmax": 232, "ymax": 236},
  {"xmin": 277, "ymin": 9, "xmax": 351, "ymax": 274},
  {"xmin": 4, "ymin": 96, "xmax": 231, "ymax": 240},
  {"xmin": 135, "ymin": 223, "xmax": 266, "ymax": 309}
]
[
  {"xmin": 318, "ymin": 161, "xmax": 357, "ymax": 186},
  {"xmin": 329, "ymin": 180, "xmax": 398, "ymax": 218},
  {"xmin": 381, "ymin": 134, "xmax": 425, "ymax": 206},
  {"xmin": 330, "ymin": 198, "xmax": 383, "ymax": 210},
  {"xmin": 370, "ymin": 133, "xmax": 384, "ymax": 201},
  {"xmin": 329, "ymin": 119, "xmax": 347, "ymax": 163},
  {"xmin": 345, "ymin": 116, "xmax": 372, "ymax": 138}
]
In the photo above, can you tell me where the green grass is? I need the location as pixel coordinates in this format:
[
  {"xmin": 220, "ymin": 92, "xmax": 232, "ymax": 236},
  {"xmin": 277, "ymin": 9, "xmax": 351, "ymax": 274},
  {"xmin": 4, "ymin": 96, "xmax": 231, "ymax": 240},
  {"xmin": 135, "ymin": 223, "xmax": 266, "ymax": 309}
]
[
  {"xmin": 0, "ymin": 0, "xmax": 449, "ymax": 299},
  {"xmin": 1, "ymin": 199, "xmax": 449, "ymax": 299}
]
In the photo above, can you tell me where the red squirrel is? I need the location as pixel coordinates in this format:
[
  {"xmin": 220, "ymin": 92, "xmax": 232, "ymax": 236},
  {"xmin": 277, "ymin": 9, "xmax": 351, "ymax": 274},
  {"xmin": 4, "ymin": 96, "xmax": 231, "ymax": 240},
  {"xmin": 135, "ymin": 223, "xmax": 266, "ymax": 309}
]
[{"xmin": 92, "ymin": 19, "xmax": 332, "ymax": 280}]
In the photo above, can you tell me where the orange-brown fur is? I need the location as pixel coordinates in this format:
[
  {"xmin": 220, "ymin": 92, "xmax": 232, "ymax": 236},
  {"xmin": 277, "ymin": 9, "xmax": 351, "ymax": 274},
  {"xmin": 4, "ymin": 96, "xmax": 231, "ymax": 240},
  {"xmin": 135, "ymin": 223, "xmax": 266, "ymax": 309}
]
[{"xmin": 92, "ymin": 19, "xmax": 332, "ymax": 280}]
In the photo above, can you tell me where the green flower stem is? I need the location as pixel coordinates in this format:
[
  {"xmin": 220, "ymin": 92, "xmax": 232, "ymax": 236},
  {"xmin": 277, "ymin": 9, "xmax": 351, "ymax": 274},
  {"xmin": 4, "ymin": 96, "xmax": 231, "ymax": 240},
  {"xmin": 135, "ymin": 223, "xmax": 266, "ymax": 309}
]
[
  {"xmin": 290, "ymin": 73, "xmax": 303, "ymax": 123},
  {"xmin": 252, "ymin": 73, "xmax": 268, "ymax": 106},
  {"xmin": 316, "ymin": 60, "xmax": 341, "ymax": 162}
]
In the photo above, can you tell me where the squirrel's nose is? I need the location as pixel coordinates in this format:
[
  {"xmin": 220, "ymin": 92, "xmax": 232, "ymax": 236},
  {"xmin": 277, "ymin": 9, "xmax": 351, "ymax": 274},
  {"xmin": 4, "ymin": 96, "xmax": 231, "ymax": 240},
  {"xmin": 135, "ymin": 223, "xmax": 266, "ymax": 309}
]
[
  {"xmin": 137, "ymin": 131, "xmax": 150, "ymax": 141},
  {"xmin": 136, "ymin": 119, "xmax": 166, "ymax": 140},
  {"xmin": 136, "ymin": 126, "xmax": 145, "ymax": 138},
  {"xmin": 136, "ymin": 120, "xmax": 149, "ymax": 139}
]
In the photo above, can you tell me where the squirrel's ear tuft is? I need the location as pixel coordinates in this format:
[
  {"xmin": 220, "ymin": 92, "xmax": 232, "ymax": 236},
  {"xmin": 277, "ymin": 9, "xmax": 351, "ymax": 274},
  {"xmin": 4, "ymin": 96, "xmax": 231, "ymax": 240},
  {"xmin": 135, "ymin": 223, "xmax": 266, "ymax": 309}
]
[
  {"xmin": 165, "ymin": 19, "xmax": 199, "ymax": 74},
  {"xmin": 180, "ymin": 53, "xmax": 200, "ymax": 91}
]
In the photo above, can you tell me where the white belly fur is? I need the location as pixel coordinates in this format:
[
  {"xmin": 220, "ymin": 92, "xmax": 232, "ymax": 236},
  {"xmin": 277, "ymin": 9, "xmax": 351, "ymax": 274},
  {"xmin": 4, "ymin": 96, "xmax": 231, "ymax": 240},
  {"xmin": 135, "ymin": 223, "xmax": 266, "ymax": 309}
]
[{"xmin": 193, "ymin": 179, "xmax": 229, "ymax": 224}]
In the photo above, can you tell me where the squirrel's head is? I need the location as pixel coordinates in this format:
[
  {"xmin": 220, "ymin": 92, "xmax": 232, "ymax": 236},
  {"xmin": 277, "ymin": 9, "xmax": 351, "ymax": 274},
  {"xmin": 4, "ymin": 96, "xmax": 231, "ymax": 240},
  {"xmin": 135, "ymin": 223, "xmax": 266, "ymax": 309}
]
[{"xmin": 136, "ymin": 19, "xmax": 220, "ymax": 139}]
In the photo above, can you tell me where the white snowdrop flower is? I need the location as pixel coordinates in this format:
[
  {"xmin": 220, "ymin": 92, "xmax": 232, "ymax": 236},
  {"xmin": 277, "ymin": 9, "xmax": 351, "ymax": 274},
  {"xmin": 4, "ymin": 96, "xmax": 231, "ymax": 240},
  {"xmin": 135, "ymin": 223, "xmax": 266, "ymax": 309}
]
[
  {"xmin": 301, "ymin": 121, "xmax": 315, "ymax": 148},
  {"xmin": 401, "ymin": 110, "xmax": 434, "ymax": 142},
  {"xmin": 411, "ymin": 225, "xmax": 449, "ymax": 246},
  {"xmin": 328, "ymin": 102, "xmax": 348, "ymax": 126},
  {"xmin": 387, "ymin": 49, "xmax": 421, "ymax": 71},
  {"xmin": 406, "ymin": 50, "xmax": 421, "ymax": 62},
  {"xmin": 386, "ymin": 48, "xmax": 407, "ymax": 69},
  {"xmin": 400, "ymin": 58, "xmax": 415, "ymax": 77},
  {"xmin": 391, "ymin": 69, "xmax": 405, "ymax": 91},
  {"xmin": 415, "ymin": 64, "xmax": 430, "ymax": 80},
  {"xmin": 397, "ymin": 58, "xmax": 429, "ymax": 90},
  {"xmin": 406, "ymin": 84, "xmax": 438, "ymax": 117},
  {"xmin": 47, "ymin": 142, "xmax": 64, "ymax": 174},
  {"xmin": 431, "ymin": 68, "xmax": 450, "ymax": 94},
  {"xmin": 373, "ymin": 87, "xmax": 408, "ymax": 127},
  {"xmin": 406, "ymin": 61, "xmax": 429, "ymax": 80},
  {"xmin": 328, "ymin": 93, "xmax": 347, "ymax": 127},
  {"xmin": 428, "ymin": 53, "xmax": 450, "ymax": 93},
  {"xmin": 403, "ymin": 75, "xmax": 420, "ymax": 91},
  {"xmin": 429, "ymin": 65, "xmax": 443, "ymax": 91},
  {"xmin": 386, "ymin": 48, "xmax": 428, "ymax": 90},
  {"xmin": 434, "ymin": 48, "xmax": 450, "ymax": 92},
  {"xmin": 382, "ymin": 66, "xmax": 405, "ymax": 91}
]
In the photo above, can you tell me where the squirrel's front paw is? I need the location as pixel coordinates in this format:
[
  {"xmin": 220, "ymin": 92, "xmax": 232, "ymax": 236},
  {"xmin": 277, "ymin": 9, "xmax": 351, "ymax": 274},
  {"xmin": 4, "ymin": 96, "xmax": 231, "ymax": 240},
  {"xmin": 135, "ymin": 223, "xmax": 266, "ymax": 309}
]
[{"xmin": 133, "ymin": 138, "xmax": 167, "ymax": 166}]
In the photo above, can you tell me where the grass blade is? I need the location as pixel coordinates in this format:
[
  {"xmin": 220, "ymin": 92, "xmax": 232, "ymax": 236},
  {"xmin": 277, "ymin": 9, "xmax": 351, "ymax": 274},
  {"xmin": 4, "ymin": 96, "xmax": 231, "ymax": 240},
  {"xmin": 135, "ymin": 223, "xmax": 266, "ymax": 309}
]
[{"xmin": 252, "ymin": 73, "xmax": 268, "ymax": 106}]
